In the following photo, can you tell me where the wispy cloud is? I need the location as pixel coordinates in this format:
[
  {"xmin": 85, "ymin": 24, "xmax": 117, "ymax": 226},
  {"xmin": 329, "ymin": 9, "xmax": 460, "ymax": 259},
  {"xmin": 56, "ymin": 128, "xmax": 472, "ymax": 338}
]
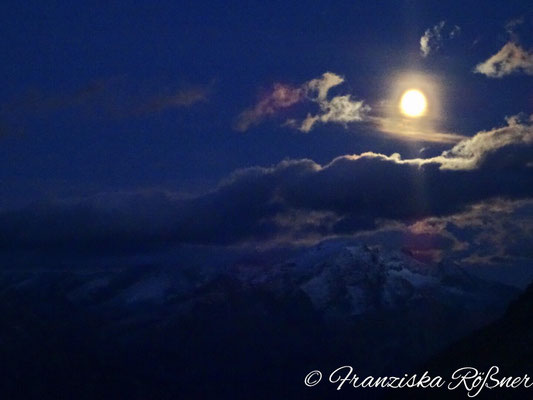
[
  {"xmin": 369, "ymin": 115, "xmax": 465, "ymax": 143},
  {"xmin": 235, "ymin": 72, "xmax": 370, "ymax": 132},
  {"xmin": 505, "ymin": 16, "xmax": 525, "ymax": 38},
  {"xmin": 2, "ymin": 79, "xmax": 111, "ymax": 116},
  {"xmin": 474, "ymin": 42, "xmax": 533, "ymax": 78},
  {"xmin": 0, "ymin": 78, "xmax": 211, "ymax": 135},
  {"xmin": 132, "ymin": 85, "xmax": 210, "ymax": 116},
  {"xmin": 420, "ymin": 21, "xmax": 460, "ymax": 58},
  {"xmin": 233, "ymin": 83, "xmax": 304, "ymax": 132},
  {"xmin": 420, "ymin": 21, "xmax": 445, "ymax": 57}
]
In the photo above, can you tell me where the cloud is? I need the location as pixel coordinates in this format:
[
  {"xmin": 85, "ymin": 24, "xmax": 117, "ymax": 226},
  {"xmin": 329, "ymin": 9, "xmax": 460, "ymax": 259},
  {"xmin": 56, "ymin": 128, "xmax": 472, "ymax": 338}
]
[
  {"xmin": 1, "ymin": 116, "xmax": 532, "ymax": 256},
  {"xmin": 234, "ymin": 84, "xmax": 304, "ymax": 132},
  {"xmin": 446, "ymin": 200, "xmax": 533, "ymax": 266},
  {"xmin": 505, "ymin": 16, "xmax": 525, "ymax": 37},
  {"xmin": 1, "ymin": 79, "xmax": 111, "ymax": 117},
  {"xmin": 421, "ymin": 114, "xmax": 533, "ymax": 169},
  {"xmin": 371, "ymin": 115, "xmax": 465, "ymax": 143},
  {"xmin": 0, "ymin": 78, "xmax": 211, "ymax": 132},
  {"xmin": 474, "ymin": 42, "xmax": 533, "ymax": 78},
  {"xmin": 300, "ymin": 95, "xmax": 370, "ymax": 132},
  {"xmin": 354, "ymin": 198, "xmax": 533, "ymax": 269},
  {"xmin": 449, "ymin": 25, "xmax": 461, "ymax": 39},
  {"xmin": 298, "ymin": 72, "xmax": 371, "ymax": 132},
  {"xmin": 420, "ymin": 21, "xmax": 460, "ymax": 58},
  {"xmin": 235, "ymin": 72, "xmax": 370, "ymax": 132},
  {"xmin": 133, "ymin": 85, "xmax": 210, "ymax": 116},
  {"xmin": 306, "ymin": 72, "xmax": 344, "ymax": 101},
  {"xmin": 420, "ymin": 21, "xmax": 445, "ymax": 57}
]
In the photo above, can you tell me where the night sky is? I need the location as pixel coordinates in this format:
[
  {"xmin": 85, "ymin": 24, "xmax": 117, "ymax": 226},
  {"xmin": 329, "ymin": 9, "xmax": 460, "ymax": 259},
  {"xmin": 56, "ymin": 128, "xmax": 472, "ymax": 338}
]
[{"xmin": 1, "ymin": 1, "xmax": 533, "ymax": 284}]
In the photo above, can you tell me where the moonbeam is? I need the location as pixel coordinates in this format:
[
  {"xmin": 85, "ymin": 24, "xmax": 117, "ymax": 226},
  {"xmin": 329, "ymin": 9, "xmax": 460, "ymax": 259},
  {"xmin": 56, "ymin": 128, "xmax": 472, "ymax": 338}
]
[{"xmin": 330, "ymin": 366, "xmax": 445, "ymax": 390}]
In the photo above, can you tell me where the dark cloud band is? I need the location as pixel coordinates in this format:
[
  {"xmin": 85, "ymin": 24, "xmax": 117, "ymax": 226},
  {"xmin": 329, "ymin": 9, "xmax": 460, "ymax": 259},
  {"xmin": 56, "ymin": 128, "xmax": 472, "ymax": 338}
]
[{"xmin": 1, "ymin": 116, "xmax": 532, "ymax": 255}]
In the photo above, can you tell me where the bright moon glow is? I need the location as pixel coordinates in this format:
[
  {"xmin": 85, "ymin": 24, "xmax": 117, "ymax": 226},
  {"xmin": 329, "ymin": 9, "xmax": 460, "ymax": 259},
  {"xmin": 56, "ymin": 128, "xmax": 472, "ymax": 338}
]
[{"xmin": 400, "ymin": 89, "xmax": 427, "ymax": 117}]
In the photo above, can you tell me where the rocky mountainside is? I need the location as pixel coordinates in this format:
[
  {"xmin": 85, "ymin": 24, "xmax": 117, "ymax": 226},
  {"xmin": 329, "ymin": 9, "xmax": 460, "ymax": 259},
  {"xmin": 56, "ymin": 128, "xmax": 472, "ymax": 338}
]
[{"xmin": 0, "ymin": 239, "xmax": 520, "ymax": 399}]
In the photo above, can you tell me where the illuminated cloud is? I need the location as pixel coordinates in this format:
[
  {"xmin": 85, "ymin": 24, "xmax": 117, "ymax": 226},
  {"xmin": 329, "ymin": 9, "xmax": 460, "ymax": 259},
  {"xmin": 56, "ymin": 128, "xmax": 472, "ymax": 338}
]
[
  {"xmin": 300, "ymin": 95, "xmax": 370, "ymax": 132},
  {"xmin": 424, "ymin": 114, "xmax": 533, "ymax": 169},
  {"xmin": 235, "ymin": 72, "xmax": 370, "ymax": 132},
  {"xmin": 299, "ymin": 72, "xmax": 370, "ymax": 132},
  {"xmin": 420, "ymin": 21, "xmax": 460, "ymax": 58},
  {"xmin": 305, "ymin": 72, "xmax": 344, "ymax": 101},
  {"xmin": 371, "ymin": 115, "xmax": 464, "ymax": 143},
  {"xmin": 474, "ymin": 42, "xmax": 533, "ymax": 78},
  {"xmin": 420, "ymin": 21, "xmax": 445, "ymax": 57}
]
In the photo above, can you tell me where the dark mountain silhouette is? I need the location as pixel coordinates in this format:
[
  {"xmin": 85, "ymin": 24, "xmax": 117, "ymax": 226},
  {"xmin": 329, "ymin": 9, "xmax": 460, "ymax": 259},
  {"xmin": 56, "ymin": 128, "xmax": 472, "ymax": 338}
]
[
  {"xmin": 0, "ymin": 239, "xmax": 521, "ymax": 399},
  {"xmin": 390, "ymin": 282, "xmax": 533, "ymax": 400}
]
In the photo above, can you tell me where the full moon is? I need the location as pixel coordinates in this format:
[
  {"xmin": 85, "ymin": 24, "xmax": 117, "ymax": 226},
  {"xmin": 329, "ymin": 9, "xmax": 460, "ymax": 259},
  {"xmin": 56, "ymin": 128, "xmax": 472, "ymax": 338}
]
[{"xmin": 400, "ymin": 89, "xmax": 427, "ymax": 117}]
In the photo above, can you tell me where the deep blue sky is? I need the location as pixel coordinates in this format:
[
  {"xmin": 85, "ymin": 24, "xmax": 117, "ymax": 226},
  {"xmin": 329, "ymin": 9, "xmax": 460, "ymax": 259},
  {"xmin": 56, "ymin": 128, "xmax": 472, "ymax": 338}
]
[
  {"xmin": 1, "ymin": 1, "xmax": 532, "ymax": 275},
  {"xmin": 1, "ymin": 0, "xmax": 532, "ymax": 207}
]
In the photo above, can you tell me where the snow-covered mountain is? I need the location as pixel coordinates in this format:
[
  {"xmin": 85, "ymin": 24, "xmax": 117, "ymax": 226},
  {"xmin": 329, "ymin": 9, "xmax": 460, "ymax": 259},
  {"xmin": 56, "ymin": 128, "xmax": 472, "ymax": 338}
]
[
  {"xmin": 233, "ymin": 239, "xmax": 510, "ymax": 320},
  {"xmin": 0, "ymin": 239, "xmax": 520, "ymax": 399}
]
